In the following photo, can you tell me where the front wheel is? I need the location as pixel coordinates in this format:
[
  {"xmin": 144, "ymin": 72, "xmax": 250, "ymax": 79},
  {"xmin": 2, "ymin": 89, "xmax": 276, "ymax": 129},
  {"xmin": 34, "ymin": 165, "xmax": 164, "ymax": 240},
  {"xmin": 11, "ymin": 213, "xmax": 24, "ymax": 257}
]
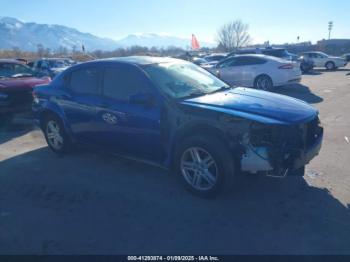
[
  {"xmin": 325, "ymin": 61, "xmax": 335, "ymax": 70},
  {"xmin": 43, "ymin": 115, "xmax": 71, "ymax": 154},
  {"xmin": 254, "ymin": 75, "xmax": 273, "ymax": 91},
  {"xmin": 174, "ymin": 135, "xmax": 235, "ymax": 197}
]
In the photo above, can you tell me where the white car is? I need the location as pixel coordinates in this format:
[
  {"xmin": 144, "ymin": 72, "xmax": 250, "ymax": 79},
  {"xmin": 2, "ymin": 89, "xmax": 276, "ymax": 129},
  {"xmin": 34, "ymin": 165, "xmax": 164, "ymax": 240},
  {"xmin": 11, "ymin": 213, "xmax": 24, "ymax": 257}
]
[
  {"xmin": 301, "ymin": 51, "xmax": 347, "ymax": 70},
  {"xmin": 206, "ymin": 54, "xmax": 301, "ymax": 91}
]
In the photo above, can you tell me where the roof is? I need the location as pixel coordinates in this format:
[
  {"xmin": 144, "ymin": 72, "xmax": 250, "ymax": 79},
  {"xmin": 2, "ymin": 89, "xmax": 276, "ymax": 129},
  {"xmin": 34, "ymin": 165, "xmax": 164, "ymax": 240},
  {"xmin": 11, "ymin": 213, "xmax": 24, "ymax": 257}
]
[
  {"xmin": 302, "ymin": 51, "xmax": 323, "ymax": 54},
  {"xmin": 0, "ymin": 59, "xmax": 23, "ymax": 64},
  {"xmin": 100, "ymin": 56, "xmax": 182, "ymax": 65},
  {"xmin": 37, "ymin": 58, "xmax": 73, "ymax": 61}
]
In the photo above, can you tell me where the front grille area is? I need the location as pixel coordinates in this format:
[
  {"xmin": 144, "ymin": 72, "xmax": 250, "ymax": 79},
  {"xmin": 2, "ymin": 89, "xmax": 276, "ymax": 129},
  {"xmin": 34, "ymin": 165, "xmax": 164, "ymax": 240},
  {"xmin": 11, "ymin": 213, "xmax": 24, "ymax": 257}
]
[
  {"xmin": 249, "ymin": 116, "xmax": 322, "ymax": 170},
  {"xmin": 305, "ymin": 116, "xmax": 322, "ymax": 147}
]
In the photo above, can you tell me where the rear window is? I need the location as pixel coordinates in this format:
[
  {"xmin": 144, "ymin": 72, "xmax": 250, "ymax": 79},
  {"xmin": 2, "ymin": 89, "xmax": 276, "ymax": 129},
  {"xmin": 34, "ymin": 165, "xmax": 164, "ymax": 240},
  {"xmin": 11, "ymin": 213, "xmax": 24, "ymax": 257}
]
[
  {"xmin": 262, "ymin": 49, "xmax": 288, "ymax": 57},
  {"xmin": 0, "ymin": 63, "xmax": 34, "ymax": 77}
]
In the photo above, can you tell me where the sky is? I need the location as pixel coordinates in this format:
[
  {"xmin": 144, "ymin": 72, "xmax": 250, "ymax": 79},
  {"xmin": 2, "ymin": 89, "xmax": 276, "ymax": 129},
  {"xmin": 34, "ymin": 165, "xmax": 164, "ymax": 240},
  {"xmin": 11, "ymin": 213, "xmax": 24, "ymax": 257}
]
[{"xmin": 1, "ymin": 0, "xmax": 349, "ymax": 45}]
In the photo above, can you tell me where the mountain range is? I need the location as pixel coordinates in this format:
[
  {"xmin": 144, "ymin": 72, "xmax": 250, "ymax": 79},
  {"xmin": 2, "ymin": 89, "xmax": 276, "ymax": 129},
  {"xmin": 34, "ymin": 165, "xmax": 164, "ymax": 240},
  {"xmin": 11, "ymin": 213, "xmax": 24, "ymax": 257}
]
[{"xmin": 0, "ymin": 17, "xmax": 215, "ymax": 51}]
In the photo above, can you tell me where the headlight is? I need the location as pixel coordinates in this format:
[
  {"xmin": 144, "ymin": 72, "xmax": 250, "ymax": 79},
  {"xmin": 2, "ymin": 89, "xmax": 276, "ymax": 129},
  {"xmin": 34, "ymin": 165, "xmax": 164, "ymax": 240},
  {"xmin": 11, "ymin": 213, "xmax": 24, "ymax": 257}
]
[{"xmin": 0, "ymin": 92, "xmax": 8, "ymax": 100}]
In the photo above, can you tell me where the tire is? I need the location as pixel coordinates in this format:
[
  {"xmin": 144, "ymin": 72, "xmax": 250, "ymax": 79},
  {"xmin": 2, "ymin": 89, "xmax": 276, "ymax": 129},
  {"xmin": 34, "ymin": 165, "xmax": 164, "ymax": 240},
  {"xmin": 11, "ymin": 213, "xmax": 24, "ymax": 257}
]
[
  {"xmin": 254, "ymin": 75, "xmax": 273, "ymax": 91},
  {"xmin": 43, "ymin": 114, "xmax": 71, "ymax": 154},
  {"xmin": 325, "ymin": 61, "xmax": 335, "ymax": 70},
  {"xmin": 174, "ymin": 135, "xmax": 236, "ymax": 198},
  {"xmin": 300, "ymin": 64, "xmax": 307, "ymax": 73}
]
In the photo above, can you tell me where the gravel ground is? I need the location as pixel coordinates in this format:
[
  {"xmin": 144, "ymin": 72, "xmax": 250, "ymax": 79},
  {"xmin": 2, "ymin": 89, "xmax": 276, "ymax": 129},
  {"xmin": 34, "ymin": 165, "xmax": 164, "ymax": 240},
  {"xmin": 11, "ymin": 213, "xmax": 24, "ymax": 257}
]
[{"xmin": 0, "ymin": 66, "xmax": 349, "ymax": 255}]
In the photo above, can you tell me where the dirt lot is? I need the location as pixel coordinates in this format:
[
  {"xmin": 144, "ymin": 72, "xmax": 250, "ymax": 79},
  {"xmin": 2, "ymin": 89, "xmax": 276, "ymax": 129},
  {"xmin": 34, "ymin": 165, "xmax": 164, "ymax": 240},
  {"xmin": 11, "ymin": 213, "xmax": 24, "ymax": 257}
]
[{"xmin": 1, "ymin": 67, "xmax": 350, "ymax": 255}]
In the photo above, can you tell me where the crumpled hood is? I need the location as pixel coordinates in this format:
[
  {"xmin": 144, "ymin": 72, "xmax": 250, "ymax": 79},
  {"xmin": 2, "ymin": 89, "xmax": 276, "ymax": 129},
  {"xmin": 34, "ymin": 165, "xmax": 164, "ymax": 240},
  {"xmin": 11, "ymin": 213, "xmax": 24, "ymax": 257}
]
[
  {"xmin": 181, "ymin": 87, "xmax": 318, "ymax": 124},
  {"xmin": 0, "ymin": 77, "xmax": 51, "ymax": 91}
]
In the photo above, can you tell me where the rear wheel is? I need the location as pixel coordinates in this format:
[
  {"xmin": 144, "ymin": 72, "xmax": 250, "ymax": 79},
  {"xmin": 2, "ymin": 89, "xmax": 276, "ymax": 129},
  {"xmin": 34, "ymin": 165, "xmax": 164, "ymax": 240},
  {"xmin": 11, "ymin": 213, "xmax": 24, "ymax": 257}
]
[
  {"xmin": 174, "ymin": 135, "xmax": 235, "ymax": 197},
  {"xmin": 43, "ymin": 115, "xmax": 71, "ymax": 154},
  {"xmin": 325, "ymin": 61, "xmax": 335, "ymax": 70},
  {"xmin": 254, "ymin": 75, "xmax": 273, "ymax": 91}
]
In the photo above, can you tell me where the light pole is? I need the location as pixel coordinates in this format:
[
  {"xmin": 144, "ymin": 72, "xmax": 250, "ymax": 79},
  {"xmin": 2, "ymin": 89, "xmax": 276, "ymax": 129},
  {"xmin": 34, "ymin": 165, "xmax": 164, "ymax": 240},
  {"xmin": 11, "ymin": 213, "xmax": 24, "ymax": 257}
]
[{"xmin": 328, "ymin": 21, "xmax": 333, "ymax": 40}]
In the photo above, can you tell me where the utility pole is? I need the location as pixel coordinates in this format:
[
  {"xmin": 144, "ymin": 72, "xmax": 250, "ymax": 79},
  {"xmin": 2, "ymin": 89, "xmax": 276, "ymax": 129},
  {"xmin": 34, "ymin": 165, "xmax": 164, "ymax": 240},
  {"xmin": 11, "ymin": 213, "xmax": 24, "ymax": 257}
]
[{"xmin": 328, "ymin": 21, "xmax": 333, "ymax": 40}]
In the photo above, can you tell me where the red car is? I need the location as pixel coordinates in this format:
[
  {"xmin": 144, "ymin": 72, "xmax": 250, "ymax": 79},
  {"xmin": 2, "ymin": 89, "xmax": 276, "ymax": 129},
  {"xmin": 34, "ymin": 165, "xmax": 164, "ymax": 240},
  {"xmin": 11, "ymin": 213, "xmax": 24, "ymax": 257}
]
[{"xmin": 0, "ymin": 59, "xmax": 51, "ymax": 123}]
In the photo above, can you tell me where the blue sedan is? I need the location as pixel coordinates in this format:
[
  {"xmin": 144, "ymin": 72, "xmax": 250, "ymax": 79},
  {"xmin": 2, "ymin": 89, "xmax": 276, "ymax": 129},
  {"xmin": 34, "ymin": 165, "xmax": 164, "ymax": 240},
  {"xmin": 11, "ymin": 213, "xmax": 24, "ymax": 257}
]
[{"xmin": 32, "ymin": 56, "xmax": 323, "ymax": 197}]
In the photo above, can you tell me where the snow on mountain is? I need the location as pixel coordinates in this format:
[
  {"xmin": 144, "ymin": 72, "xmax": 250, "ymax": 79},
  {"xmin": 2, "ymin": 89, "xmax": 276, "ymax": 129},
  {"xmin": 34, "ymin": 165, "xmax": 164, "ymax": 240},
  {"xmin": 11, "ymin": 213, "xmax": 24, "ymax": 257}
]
[
  {"xmin": 0, "ymin": 17, "xmax": 215, "ymax": 51},
  {"xmin": 116, "ymin": 33, "xmax": 215, "ymax": 49},
  {"xmin": 0, "ymin": 17, "xmax": 118, "ymax": 51}
]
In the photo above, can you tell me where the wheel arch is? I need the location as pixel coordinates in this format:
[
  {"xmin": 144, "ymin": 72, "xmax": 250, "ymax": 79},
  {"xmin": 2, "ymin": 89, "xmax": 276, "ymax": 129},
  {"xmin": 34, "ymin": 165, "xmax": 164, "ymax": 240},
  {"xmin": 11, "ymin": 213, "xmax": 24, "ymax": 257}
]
[
  {"xmin": 168, "ymin": 122, "xmax": 239, "ymax": 169},
  {"xmin": 254, "ymin": 73, "xmax": 274, "ymax": 87},
  {"xmin": 39, "ymin": 107, "xmax": 74, "ymax": 142},
  {"xmin": 325, "ymin": 60, "xmax": 335, "ymax": 68}
]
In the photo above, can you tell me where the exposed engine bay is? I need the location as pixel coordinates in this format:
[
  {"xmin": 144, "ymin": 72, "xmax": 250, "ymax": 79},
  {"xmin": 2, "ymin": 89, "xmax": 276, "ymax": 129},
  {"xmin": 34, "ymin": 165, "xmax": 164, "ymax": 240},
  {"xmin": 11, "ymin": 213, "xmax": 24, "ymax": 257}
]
[{"xmin": 240, "ymin": 116, "xmax": 324, "ymax": 177}]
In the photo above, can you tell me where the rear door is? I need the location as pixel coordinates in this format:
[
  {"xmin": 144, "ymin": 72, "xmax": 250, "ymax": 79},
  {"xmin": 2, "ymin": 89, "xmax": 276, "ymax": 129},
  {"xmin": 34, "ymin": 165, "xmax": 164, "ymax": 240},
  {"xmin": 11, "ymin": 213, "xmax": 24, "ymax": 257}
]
[
  {"xmin": 311, "ymin": 53, "xmax": 323, "ymax": 67},
  {"xmin": 235, "ymin": 57, "xmax": 267, "ymax": 86},
  {"xmin": 56, "ymin": 65, "xmax": 103, "ymax": 143},
  {"xmin": 94, "ymin": 64, "xmax": 163, "ymax": 161}
]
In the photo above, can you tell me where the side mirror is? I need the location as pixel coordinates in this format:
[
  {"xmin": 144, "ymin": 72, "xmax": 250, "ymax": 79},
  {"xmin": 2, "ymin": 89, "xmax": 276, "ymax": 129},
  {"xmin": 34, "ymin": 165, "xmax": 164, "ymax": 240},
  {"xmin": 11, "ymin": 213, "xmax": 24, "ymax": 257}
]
[{"xmin": 129, "ymin": 93, "xmax": 155, "ymax": 107}]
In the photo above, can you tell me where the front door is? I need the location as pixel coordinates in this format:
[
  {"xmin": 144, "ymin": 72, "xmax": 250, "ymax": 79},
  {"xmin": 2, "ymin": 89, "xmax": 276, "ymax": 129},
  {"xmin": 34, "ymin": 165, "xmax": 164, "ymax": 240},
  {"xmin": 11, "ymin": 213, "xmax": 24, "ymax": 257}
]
[
  {"xmin": 216, "ymin": 57, "xmax": 242, "ymax": 86},
  {"xmin": 94, "ymin": 64, "xmax": 163, "ymax": 162}
]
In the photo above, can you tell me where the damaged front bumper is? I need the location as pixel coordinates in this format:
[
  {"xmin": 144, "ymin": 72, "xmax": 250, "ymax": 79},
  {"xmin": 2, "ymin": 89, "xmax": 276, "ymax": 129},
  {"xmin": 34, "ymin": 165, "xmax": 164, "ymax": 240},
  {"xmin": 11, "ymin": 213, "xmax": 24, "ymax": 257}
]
[{"xmin": 240, "ymin": 117, "xmax": 324, "ymax": 177}]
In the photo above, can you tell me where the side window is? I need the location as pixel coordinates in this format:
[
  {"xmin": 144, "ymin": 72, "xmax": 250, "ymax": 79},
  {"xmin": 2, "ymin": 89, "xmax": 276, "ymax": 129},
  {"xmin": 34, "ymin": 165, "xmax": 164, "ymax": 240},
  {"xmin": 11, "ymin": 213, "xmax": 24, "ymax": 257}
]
[
  {"xmin": 41, "ymin": 61, "xmax": 49, "ymax": 69},
  {"xmin": 217, "ymin": 58, "xmax": 236, "ymax": 68},
  {"xmin": 69, "ymin": 67, "xmax": 100, "ymax": 95},
  {"xmin": 103, "ymin": 66, "xmax": 149, "ymax": 101},
  {"xmin": 235, "ymin": 57, "xmax": 266, "ymax": 66}
]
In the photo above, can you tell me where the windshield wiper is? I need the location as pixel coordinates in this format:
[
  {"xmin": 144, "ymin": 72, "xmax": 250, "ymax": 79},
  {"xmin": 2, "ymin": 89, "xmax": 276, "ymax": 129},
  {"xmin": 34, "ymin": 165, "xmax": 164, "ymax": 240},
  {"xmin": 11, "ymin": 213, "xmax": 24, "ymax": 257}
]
[
  {"xmin": 181, "ymin": 91, "xmax": 206, "ymax": 100},
  {"xmin": 208, "ymin": 86, "xmax": 231, "ymax": 94}
]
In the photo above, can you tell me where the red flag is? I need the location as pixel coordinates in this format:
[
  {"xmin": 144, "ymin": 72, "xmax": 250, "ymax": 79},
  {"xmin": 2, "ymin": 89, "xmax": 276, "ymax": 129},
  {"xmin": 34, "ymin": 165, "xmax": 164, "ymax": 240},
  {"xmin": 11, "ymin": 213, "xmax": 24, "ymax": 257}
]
[{"xmin": 191, "ymin": 34, "xmax": 200, "ymax": 50}]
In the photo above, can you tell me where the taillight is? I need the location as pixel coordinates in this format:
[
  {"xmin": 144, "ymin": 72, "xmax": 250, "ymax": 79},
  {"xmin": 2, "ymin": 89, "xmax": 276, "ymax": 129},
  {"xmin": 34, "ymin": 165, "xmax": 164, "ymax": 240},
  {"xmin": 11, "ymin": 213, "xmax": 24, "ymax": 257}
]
[
  {"xmin": 279, "ymin": 64, "xmax": 293, "ymax": 69},
  {"xmin": 32, "ymin": 91, "xmax": 39, "ymax": 103}
]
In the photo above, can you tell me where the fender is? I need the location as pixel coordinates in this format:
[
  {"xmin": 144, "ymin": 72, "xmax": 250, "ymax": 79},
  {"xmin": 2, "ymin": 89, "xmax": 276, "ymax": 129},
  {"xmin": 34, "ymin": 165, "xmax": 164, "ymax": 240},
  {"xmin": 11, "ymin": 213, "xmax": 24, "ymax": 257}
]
[{"xmin": 36, "ymin": 99, "xmax": 75, "ymax": 143}]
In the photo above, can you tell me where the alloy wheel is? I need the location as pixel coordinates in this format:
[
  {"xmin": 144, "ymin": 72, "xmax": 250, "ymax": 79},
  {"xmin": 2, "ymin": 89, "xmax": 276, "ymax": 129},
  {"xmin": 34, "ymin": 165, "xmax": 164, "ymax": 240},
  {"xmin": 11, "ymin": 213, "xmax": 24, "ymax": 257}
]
[
  {"xmin": 256, "ymin": 76, "xmax": 272, "ymax": 90},
  {"xmin": 180, "ymin": 147, "xmax": 218, "ymax": 191},
  {"xmin": 46, "ymin": 120, "xmax": 64, "ymax": 150}
]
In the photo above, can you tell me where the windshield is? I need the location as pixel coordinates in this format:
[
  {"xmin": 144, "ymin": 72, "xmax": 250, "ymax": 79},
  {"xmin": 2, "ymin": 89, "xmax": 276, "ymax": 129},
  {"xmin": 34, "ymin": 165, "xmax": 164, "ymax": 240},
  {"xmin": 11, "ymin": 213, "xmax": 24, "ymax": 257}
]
[
  {"xmin": 318, "ymin": 52, "xmax": 329, "ymax": 58},
  {"xmin": 48, "ymin": 59, "xmax": 74, "ymax": 68},
  {"xmin": 143, "ymin": 61, "xmax": 230, "ymax": 99},
  {"xmin": 0, "ymin": 63, "xmax": 35, "ymax": 78}
]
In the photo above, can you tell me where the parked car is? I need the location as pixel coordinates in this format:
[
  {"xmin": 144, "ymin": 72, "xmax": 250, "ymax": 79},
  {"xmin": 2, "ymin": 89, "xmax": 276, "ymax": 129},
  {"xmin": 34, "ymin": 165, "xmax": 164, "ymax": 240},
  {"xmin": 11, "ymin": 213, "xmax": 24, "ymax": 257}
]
[
  {"xmin": 342, "ymin": 53, "xmax": 350, "ymax": 62},
  {"xmin": 192, "ymin": 57, "xmax": 208, "ymax": 66},
  {"xmin": 298, "ymin": 55, "xmax": 314, "ymax": 73},
  {"xmin": 32, "ymin": 56, "xmax": 323, "ymax": 197},
  {"xmin": 0, "ymin": 59, "xmax": 51, "ymax": 122},
  {"xmin": 301, "ymin": 52, "xmax": 347, "ymax": 70},
  {"xmin": 203, "ymin": 53, "xmax": 227, "ymax": 63},
  {"xmin": 228, "ymin": 48, "xmax": 297, "ymax": 61},
  {"xmin": 227, "ymin": 47, "xmax": 314, "ymax": 73},
  {"xmin": 31, "ymin": 58, "xmax": 76, "ymax": 78},
  {"xmin": 206, "ymin": 54, "xmax": 302, "ymax": 91}
]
